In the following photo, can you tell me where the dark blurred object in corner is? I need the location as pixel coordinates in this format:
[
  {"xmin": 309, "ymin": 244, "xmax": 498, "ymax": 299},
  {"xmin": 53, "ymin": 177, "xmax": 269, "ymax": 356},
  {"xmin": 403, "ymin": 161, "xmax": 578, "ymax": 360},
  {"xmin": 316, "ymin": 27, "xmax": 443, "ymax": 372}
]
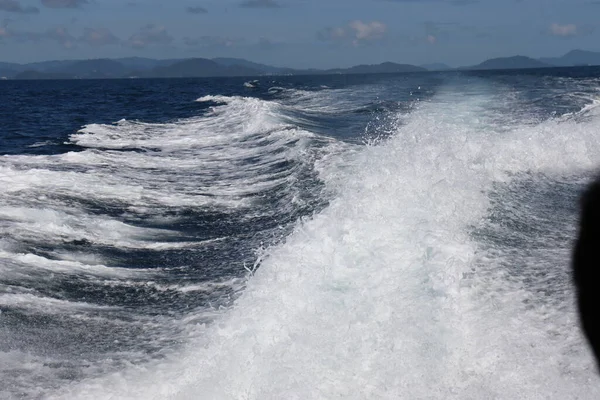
[{"xmin": 574, "ymin": 177, "xmax": 600, "ymax": 369}]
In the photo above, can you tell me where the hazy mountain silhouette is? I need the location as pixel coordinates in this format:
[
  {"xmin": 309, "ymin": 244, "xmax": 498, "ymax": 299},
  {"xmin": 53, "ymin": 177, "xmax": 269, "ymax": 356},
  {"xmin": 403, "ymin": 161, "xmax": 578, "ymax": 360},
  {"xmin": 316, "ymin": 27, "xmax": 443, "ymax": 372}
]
[
  {"xmin": 51, "ymin": 59, "xmax": 129, "ymax": 78},
  {"xmin": 325, "ymin": 62, "xmax": 425, "ymax": 74},
  {"xmin": 540, "ymin": 49, "xmax": 600, "ymax": 67},
  {"xmin": 420, "ymin": 63, "xmax": 452, "ymax": 71},
  {"xmin": 3, "ymin": 50, "xmax": 600, "ymax": 80},
  {"xmin": 114, "ymin": 57, "xmax": 180, "ymax": 71},
  {"xmin": 4, "ymin": 58, "xmax": 427, "ymax": 79},
  {"xmin": 134, "ymin": 58, "xmax": 260, "ymax": 78},
  {"xmin": 212, "ymin": 57, "xmax": 290, "ymax": 74},
  {"xmin": 463, "ymin": 56, "xmax": 551, "ymax": 70},
  {"xmin": 13, "ymin": 70, "xmax": 74, "ymax": 80}
]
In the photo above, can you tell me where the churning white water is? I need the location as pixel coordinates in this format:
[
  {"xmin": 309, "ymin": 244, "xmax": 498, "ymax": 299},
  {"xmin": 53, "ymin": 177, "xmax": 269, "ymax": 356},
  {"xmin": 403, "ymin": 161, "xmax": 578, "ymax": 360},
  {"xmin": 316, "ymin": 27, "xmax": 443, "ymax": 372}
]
[{"xmin": 42, "ymin": 79, "xmax": 600, "ymax": 399}]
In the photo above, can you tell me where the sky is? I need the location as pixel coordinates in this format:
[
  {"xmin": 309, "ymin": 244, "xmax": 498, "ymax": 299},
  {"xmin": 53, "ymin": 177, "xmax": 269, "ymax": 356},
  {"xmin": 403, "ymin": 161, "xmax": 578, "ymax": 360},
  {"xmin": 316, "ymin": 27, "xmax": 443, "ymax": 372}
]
[{"xmin": 0, "ymin": 0, "xmax": 598, "ymax": 68}]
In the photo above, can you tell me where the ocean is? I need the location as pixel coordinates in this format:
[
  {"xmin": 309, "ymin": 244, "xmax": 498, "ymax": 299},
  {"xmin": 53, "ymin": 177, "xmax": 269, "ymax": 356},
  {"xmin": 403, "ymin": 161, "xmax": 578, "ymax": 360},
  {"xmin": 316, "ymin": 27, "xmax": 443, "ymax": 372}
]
[{"xmin": 1, "ymin": 68, "xmax": 600, "ymax": 399}]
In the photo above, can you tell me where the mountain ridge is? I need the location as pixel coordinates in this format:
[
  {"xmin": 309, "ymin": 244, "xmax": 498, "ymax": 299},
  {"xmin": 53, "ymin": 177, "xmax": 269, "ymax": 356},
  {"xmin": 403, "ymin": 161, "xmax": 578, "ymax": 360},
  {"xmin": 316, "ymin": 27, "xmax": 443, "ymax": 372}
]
[
  {"xmin": 3, "ymin": 49, "xmax": 600, "ymax": 80},
  {"xmin": 539, "ymin": 49, "xmax": 600, "ymax": 67},
  {"xmin": 461, "ymin": 55, "xmax": 552, "ymax": 71},
  {"xmin": 5, "ymin": 59, "xmax": 427, "ymax": 80}
]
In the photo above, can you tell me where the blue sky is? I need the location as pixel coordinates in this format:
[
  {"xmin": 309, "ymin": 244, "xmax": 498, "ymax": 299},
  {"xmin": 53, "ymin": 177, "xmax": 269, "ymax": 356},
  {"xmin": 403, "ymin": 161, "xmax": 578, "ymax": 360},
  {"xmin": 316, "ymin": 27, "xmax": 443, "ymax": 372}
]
[{"xmin": 0, "ymin": 0, "xmax": 598, "ymax": 68}]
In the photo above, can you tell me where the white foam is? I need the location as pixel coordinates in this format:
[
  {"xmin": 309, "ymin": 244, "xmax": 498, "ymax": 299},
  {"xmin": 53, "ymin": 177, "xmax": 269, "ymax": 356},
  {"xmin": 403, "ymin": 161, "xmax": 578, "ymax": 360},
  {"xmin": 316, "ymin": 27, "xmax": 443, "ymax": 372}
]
[
  {"xmin": 0, "ymin": 206, "xmax": 192, "ymax": 250},
  {"xmin": 0, "ymin": 250, "xmax": 148, "ymax": 278},
  {"xmin": 27, "ymin": 140, "xmax": 54, "ymax": 148},
  {"xmin": 0, "ymin": 293, "xmax": 120, "ymax": 313},
  {"xmin": 74, "ymin": 96, "xmax": 307, "ymax": 152},
  {"xmin": 0, "ymin": 94, "xmax": 326, "ymax": 221},
  {"xmin": 96, "ymin": 277, "xmax": 246, "ymax": 294},
  {"xmin": 49, "ymin": 83, "xmax": 600, "ymax": 399}
]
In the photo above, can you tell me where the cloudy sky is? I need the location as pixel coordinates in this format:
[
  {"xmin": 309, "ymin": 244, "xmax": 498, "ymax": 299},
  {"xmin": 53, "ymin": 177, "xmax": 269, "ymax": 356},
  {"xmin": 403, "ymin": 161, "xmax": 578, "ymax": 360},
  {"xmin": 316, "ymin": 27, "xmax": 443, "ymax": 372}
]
[{"xmin": 0, "ymin": 0, "xmax": 598, "ymax": 68}]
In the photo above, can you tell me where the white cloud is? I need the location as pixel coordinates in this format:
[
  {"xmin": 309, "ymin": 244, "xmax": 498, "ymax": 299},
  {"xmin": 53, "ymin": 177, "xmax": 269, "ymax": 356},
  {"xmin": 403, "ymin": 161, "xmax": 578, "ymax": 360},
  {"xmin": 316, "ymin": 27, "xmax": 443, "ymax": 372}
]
[
  {"xmin": 348, "ymin": 20, "xmax": 386, "ymax": 41},
  {"xmin": 318, "ymin": 20, "xmax": 386, "ymax": 45},
  {"xmin": 550, "ymin": 23, "xmax": 577, "ymax": 37}
]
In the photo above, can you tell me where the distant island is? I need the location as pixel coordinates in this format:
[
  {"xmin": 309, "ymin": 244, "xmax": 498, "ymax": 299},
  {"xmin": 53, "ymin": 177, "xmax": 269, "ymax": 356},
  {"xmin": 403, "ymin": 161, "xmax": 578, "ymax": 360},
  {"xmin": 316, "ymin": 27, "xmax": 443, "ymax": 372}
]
[
  {"xmin": 420, "ymin": 63, "xmax": 453, "ymax": 71},
  {"xmin": 0, "ymin": 58, "xmax": 425, "ymax": 80},
  {"xmin": 461, "ymin": 50, "xmax": 600, "ymax": 71},
  {"xmin": 462, "ymin": 55, "xmax": 551, "ymax": 70},
  {"xmin": 1, "ymin": 49, "xmax": 600, "ymax": 80},
  {"xmin": 539, "ymin": 49, "xmax": 600, "ymax": 67}
]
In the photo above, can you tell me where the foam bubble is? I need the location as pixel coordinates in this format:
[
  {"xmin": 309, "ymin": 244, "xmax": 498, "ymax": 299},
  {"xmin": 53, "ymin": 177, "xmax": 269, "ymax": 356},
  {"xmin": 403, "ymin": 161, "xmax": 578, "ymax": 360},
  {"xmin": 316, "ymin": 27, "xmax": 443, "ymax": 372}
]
[
  {"xmin": 0, "ymin": 250, "xmax": 148, "ymax": 278},
  {"xmin": 0, "ymin": 293, "xmax": 120, "ymax": 313},
  {"xmin": 48, "ymin": 81, "xmax": 600, "ymax": 399}
]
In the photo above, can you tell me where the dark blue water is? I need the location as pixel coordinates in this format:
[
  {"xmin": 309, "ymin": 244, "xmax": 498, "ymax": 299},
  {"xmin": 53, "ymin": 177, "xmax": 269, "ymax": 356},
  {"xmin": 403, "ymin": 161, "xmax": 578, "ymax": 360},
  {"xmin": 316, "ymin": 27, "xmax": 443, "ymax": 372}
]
[
  {"xmin": 0, "ymin": 74, "xmax": 437, "ymax": 156},
  {"xmin": 2, "ymin": 68, "xmax": 600, "ymax": 399}
]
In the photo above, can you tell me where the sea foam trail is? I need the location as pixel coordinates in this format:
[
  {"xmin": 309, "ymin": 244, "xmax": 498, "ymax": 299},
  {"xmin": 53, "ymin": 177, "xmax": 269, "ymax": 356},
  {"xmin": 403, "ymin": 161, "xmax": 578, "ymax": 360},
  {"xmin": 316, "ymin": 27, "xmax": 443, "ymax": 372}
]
[
  {"xmin": 52, "ymin": 84, "xmax": 600, "ymax": 399},
  {"xmin": 0, "ymin": 94, "xmax": 330, "ymax": 272}
]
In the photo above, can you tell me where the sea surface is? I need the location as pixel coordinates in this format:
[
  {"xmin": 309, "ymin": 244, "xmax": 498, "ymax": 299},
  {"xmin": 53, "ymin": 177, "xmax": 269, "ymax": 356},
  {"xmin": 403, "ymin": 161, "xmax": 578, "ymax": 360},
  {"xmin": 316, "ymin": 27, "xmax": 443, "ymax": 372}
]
[{"xmin": 1, "ymin": 68, "xmax": 600, "ymax": 399}]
